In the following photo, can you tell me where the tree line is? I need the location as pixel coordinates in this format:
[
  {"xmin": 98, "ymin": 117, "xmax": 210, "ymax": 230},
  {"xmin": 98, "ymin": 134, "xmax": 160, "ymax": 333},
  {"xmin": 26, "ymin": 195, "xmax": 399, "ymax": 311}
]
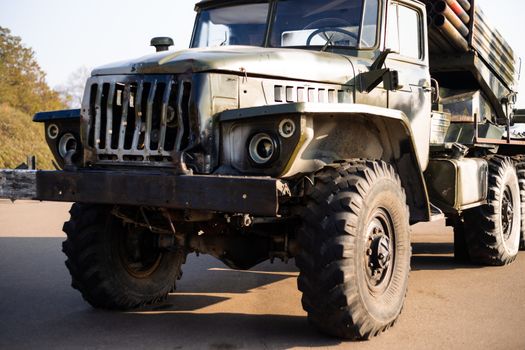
[
  {"xmin": 0, "ymin": 26, "xmax": 65, "ymax": 115},
  {"xmin": 0, "ymin": 26, "xmax": 65, "ymax": 169}
]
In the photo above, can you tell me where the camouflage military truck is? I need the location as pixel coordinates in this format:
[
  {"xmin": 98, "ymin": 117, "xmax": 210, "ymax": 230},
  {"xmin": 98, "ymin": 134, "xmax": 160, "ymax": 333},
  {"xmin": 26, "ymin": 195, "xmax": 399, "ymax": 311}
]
[{"xmin": 1, "ymin": 0, "xmax": 523, "ymax": 340}]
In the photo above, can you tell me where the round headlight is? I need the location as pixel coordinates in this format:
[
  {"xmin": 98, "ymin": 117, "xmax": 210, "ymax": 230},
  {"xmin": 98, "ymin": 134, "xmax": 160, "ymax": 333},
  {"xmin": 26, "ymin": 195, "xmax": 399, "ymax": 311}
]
[
  {"xmin": 47, "ymin": 124, "xmax": 59, "ymax": 140},
  {"xmin": 279, "ymin": 119, "xmax": 296, "ymax": 138},
  {"xmin": 249, "ymin": 133, "xmax": 277, "ymax": 165}
]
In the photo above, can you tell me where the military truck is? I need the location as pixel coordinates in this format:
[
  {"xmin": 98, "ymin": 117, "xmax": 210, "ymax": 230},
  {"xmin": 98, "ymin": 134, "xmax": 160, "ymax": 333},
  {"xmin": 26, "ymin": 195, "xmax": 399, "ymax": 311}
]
[{"xmin": 0, "ymin": 0, "xmax": 522, "ymax": 340}]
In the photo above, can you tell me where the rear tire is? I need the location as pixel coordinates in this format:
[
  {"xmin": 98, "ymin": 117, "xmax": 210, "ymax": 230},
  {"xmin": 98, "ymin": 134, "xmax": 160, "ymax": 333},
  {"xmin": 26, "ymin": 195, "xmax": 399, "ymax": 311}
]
[
  {"xmin": 62, "ymin": 203, "xmax": 186, "ymax": 310},
  {"xmin": 296, "ymin": 161, "xmax": 411, "ymax": 339},
  {"xmin": 517, "ymin": 163, "xmax": 525, "ymax": 251},
  {"xmin": 462, "ymin": 157, "xmax": 521, "ymax": 265}
]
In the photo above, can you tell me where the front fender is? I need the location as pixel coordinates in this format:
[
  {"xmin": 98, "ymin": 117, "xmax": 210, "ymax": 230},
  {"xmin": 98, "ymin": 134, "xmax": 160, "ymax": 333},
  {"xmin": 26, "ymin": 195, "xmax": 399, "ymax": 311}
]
[
  {"xmin": 220, "ymin": 103, "xmax": 430, "ymax": 222},
  {"xmin": 33, "ymin": 109, "xmax": 82, "ymax": 169}
]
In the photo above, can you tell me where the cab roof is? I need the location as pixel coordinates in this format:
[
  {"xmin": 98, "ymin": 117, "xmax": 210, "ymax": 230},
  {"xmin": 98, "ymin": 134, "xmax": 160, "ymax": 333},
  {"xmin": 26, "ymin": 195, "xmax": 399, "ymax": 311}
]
[{"xmin": 195, "ymin": 0, "xmax": 267, "ymax": 11}]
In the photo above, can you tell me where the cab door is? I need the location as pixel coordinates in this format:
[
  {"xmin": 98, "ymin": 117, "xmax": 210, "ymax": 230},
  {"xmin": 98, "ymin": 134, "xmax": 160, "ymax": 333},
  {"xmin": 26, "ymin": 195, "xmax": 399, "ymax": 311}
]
[{"xmin": 385, "ymin": 0, "xmax": 431, "ymax": 169}]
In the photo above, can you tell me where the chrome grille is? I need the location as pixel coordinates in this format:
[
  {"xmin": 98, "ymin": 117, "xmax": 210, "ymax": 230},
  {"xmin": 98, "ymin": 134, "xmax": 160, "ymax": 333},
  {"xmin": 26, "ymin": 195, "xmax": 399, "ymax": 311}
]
[{"xmin": 85, "ymin": 75, "xmax": 191, "ymax": 165}]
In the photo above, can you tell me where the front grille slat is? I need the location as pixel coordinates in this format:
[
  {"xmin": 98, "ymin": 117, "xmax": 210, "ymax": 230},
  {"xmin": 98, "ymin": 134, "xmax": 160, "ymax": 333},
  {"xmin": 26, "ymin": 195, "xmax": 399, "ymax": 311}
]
[
  {"xmin": 94, "ymin": 86, "xmax": 103, "ymax": 148},
  {"xmin": 145, "ymin": 81, "xmax": 157, "ymax": 151},
  {"xmin": 87, "ymin": 75, "xmax": 189, "ymax": 166},
  {"xmin": 175, "ymin": 81, "xmax": 185, "ymax": 151},
  {"xmin": 87, "ymin": 84, "xmax": 98, "ymax": 148},
  {"xmin": 158, "ymin": 79, "xmax": 173, "ymax": 152},
  {"xmin": 105, "ymin": 83, "xmax": 116, "ymax": 152},
  {"xmin": 118, "ymin": 84, "xmax": 131, "ymax": 153},
  {"xmin": 132, "ymin": 83, "xmax": 144, "ymax": 151},
  {"xmin": 99, "ymin": 84, "xmax": 110, "ymax": 150}
]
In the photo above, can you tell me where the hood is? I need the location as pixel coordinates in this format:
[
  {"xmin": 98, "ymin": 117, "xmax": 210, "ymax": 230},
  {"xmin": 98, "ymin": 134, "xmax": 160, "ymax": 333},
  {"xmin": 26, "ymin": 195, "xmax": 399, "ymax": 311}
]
[{"xmin": 91, "ymin": 46, "xmax": 356, "ymax": 85}]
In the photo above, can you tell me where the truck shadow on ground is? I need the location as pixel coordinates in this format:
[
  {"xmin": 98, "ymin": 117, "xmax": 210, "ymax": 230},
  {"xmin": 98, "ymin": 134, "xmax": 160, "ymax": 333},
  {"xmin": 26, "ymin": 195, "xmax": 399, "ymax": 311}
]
[
  {"xmin": 410, "ymin": 242, "xmax": 484, "ymax": 271},
  {"xmin": 0, "ymin": 238, "xmax": 341, "ymax": 349},
  {"xmin": 1, "ymin": 237, "xmax": 504, "ymax": 349},
  {"xmin": 41, "ymin": 310, "xmax": 341, "ymax": 349},
  {"xmin": 59, "ymin": 311, "xmax": 341, "ymax": 350}
]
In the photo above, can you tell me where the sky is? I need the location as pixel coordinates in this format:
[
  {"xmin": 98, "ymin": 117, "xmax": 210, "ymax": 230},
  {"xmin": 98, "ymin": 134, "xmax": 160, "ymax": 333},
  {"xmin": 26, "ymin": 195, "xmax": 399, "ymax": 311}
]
[{"xmin": 1, "ymin": 0, "xmax": 525, "ymax": 106}]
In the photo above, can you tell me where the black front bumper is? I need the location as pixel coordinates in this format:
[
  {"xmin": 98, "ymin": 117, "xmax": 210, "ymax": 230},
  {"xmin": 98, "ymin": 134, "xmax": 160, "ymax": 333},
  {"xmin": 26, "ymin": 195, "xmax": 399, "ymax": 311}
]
[{"xmin": 0, "ymin": 170, "xmax": 288, "ymax": 216}]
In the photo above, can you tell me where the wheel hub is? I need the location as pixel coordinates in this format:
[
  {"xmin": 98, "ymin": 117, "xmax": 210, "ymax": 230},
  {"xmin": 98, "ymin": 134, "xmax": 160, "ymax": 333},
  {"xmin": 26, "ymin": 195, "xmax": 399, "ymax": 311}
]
[
  {"xmin": 366, "ymin": 231, "xmax": 391, "ymax": 275},
  {"xmin": 374, "ymin": 235, "xmax": 391, "ymax": 269},
  {"xmin": 365, "ymin": 209, "xmax": 395, "ymax": 294},
  {"xmin": 502, "ymin": 185, "xmax": 514, "ymax": 241},
  {"xmin": 118, "ymin": 226, "xmax": 163, "ymax": 279}
]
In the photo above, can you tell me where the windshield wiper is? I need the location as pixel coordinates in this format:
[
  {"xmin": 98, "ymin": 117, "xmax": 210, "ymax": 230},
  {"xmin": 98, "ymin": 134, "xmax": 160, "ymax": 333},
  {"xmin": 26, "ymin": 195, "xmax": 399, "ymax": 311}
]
[
  {"xmin": 320, "ymin": 33, "xmax": 335, "ymax": 52},
  {"xmin": 219, "ymin": 32, "xmax": 228, "ymax": 46}
]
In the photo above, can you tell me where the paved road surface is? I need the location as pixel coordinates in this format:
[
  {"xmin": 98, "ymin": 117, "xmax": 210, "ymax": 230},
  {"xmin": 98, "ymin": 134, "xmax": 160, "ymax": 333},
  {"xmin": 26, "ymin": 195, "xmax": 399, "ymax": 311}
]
[{"xmin": 1, "ymin": 200, "xmax": 524, "ymax": 349}]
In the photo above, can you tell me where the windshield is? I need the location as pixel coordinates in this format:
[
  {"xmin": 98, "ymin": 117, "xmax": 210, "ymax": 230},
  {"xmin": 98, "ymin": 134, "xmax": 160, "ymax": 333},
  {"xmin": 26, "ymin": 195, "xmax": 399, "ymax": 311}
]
[
  {"xmin": 191, "ymin": 0, "xmax": 379, "ymax": 50},
  {"xmin": 192, "ymin": 3, "xmax": 270, "ymax": 47}
]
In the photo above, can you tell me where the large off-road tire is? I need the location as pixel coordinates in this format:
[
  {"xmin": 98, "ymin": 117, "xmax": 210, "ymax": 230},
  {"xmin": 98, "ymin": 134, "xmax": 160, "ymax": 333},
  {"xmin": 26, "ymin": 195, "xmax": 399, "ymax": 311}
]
[
  {"xmin": 296, "ymin": 160, "xmax": 411, "ymax": 339},
  {"xmin": 517, "ymin": 163, "xmax": 525, "ymax": 251},
  {"xmin": 62, "ymin": 203, "xmax": 186, "ymax": 310},
  {"xmin": 462, "ymin": 157, "xmax": 521, "ymax": 265}
]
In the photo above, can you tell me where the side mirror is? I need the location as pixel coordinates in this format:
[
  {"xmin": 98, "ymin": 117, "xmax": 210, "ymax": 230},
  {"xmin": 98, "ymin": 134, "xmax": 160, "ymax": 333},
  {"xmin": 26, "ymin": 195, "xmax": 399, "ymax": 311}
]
[
  {"xmin": 359, "ymin": 49, "xmax": 401, "ymax": 93},
  {"xmin": 150, "ymin": 37, "xmax": 174, "ymax": 52},
  {"xmin": 383, "ymin": 70, "xmax": 401, "ymax": 91}
]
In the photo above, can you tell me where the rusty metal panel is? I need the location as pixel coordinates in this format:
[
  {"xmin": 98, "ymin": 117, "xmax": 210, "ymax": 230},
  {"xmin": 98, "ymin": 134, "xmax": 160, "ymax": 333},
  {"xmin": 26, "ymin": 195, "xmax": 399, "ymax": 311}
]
[
  {"xmin": 0, "ymin": 170, "xmax": 37, "ymax": 200},
  {"xmin": 0, "ymin": 170, "xmax": 283, "ymax": 216}
]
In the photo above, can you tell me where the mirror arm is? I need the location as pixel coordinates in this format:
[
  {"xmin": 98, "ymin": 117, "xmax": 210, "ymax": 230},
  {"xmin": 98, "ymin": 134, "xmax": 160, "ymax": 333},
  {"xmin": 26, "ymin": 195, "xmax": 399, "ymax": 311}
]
[
  {"xmin": 370, "ymin": 48, "xmax": 394, "ymax": 71},
  {"xmin": 359, "ymin": 68, "xmax": 389, "ymax": 93},
  {"xmin": 358, "ymin": 49, "xmax": 400, "ymax": 93}
]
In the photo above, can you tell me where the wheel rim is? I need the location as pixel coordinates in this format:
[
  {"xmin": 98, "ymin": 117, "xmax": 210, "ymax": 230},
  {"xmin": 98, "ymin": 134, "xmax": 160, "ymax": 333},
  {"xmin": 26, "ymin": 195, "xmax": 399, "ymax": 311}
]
[
  {"xmin": 364, "ymin": 208, "xmax": 396, "ymax": 296},
  {"xmin": 501, "ymin": 185, "xmax": 514, "ymax": 242},
  {"xmin": 118, "ymin": 226, "xmax": 162, "ymax": 279}
]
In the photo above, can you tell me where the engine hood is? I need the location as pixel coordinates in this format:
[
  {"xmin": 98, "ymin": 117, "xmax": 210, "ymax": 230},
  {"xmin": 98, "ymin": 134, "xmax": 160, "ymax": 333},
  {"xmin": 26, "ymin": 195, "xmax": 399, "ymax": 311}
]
[{"xmin": 91, "ymin": 46, "xmax": 356, "ymax": 85}]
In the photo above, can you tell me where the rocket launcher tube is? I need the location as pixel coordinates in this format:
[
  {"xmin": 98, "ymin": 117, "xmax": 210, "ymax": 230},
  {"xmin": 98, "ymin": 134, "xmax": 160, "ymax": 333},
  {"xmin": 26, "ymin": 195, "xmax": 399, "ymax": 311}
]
[
  {"xmin": 433, "ymin": 14, "xmax": 469, "ymax": 51},
  {"xmin": 456, "ymin": 0, "xmax": 471, "ymax": 12},
  {"xmin": 434, "ymin": 1, "xmax": 469, "ymax": 37},
  {"xmin": 428, "ymin": 29, "xmax": 455, "ymax": 53},
  {"xmin": 445, "ymin": 0, "xmax": 470, "ymax": 24}
]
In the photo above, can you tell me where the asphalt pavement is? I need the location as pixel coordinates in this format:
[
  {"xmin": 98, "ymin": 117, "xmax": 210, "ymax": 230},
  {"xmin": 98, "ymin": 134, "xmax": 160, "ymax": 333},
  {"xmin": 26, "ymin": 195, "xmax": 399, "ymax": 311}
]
[{"xmin": 0, "ymin": 200, "xmax": 524, "ymax": 349}]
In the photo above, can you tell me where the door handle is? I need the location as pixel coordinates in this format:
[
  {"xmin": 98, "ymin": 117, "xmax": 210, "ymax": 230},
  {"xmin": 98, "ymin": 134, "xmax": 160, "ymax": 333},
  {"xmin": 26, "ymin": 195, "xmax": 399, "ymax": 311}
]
[{"xmin": 421, "ymin": 81, "xmax": 432, "ymax": 93}]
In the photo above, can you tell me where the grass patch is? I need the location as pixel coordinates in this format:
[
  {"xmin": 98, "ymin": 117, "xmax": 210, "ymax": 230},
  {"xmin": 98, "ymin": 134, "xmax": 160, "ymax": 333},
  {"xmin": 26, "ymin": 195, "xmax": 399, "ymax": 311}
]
[{"xmin": 0, "ymin": 103, "xmax": 55, "ymax": 169}]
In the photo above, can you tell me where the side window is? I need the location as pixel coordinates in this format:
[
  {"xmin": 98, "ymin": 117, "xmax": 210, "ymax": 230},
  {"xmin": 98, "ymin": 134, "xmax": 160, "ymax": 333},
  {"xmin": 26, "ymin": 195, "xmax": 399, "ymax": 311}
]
[
  {"xmin": 386, "ymin": 4, "xmax": 400, "ymax": 53},
  {"xmin": 387, "ymin": 3, "xmax": 422, "ymax": 59},
  {"xmin": 398, "ymin": 5, "xmax": 421, "ymax": 58},
  {"xmin": 360, "ymin": 0, "xmax": 379, "ymax": 48}
]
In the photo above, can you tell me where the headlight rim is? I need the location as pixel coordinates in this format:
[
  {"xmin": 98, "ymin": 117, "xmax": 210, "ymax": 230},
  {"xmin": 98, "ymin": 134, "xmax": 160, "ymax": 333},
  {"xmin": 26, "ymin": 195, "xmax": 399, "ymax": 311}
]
[{"xmin": 247, "ymin": 132, "xmax": 280, "ymax": 166}]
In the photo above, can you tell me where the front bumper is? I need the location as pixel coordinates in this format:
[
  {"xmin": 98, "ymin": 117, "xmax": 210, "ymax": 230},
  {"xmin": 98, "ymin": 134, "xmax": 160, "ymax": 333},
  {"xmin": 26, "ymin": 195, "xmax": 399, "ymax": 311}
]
[{"xmin": 0, "ymin": 170, "xmax": 288, "ymax": 216}]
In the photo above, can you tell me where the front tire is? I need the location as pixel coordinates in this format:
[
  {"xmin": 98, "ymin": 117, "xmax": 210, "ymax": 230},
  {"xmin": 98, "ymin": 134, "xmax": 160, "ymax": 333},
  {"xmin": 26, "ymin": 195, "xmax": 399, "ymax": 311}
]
[
  {"xmin": 296, "ymin": 161, "xmax": 411, "ymax": 339},
  {"xmin": 62, "ymin": 203, "xmax": 186, "ymax": 310}
]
